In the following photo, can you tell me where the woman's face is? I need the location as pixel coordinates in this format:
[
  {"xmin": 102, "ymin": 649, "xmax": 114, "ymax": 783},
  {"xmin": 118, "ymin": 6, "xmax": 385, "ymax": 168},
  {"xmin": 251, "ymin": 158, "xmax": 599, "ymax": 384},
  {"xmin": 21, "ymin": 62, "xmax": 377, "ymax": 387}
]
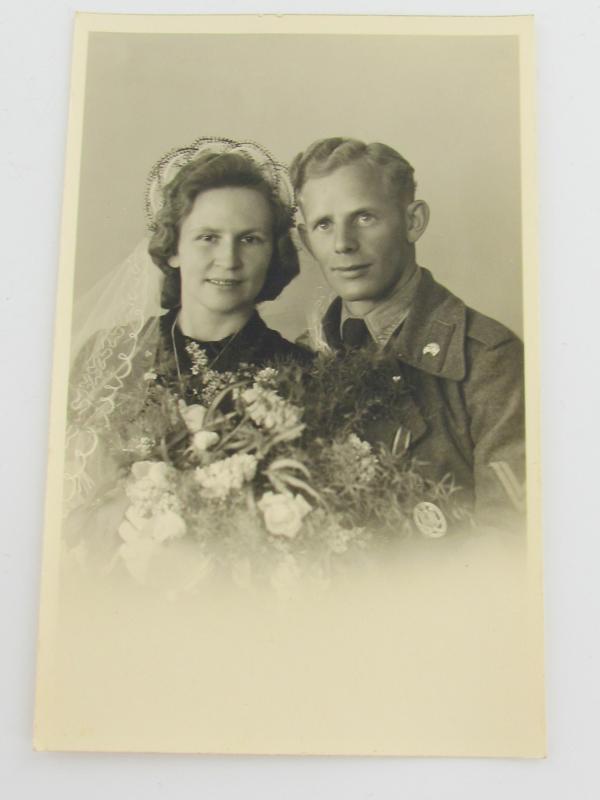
[{"xmin": 168, "ymin": 186, "xmax": 274, "ymax": 316}]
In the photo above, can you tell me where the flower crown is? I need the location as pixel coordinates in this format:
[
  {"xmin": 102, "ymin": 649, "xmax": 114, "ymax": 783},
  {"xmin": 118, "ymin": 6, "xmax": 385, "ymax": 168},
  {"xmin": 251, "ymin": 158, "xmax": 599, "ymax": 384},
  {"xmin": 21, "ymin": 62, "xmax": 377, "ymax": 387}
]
[{"xmin": 144, "ymin": 136, "xmax": 296, "ymax": 228}]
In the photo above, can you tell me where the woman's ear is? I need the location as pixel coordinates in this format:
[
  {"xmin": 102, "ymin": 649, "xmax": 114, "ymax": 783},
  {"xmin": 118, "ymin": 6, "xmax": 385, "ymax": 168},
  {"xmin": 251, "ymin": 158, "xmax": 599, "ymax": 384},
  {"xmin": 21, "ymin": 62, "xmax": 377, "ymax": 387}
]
[
  {"xmin": 405, "ymin": 200, "xmax": 430, "ymax": 244},
  {"xmin": 167, "ymin": 254, "xmax": 180, "ymax": 269}
]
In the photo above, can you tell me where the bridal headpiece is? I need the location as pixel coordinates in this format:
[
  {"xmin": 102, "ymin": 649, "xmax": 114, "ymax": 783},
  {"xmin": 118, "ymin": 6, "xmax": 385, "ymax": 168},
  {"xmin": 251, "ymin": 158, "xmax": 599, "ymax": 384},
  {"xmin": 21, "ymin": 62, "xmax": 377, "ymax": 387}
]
[{"xmin": 144, "ymin": 137, "xmax": 296, "ymax": 228}]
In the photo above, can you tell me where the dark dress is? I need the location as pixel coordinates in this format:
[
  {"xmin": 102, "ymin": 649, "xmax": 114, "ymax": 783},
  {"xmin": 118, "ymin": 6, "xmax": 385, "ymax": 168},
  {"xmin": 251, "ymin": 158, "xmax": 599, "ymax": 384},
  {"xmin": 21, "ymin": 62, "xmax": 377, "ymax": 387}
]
[{"xmin": 158, "ymin": 308, "xmax": 312, "ymax": 376}]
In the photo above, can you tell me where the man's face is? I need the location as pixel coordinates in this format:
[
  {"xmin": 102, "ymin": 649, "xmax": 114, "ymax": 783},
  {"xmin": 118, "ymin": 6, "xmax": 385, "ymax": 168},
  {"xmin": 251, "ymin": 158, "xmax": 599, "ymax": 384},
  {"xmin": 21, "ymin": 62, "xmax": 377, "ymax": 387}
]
[{"xmin": 299, "ymin": 160, "xmax": 413, "ymax": 309}]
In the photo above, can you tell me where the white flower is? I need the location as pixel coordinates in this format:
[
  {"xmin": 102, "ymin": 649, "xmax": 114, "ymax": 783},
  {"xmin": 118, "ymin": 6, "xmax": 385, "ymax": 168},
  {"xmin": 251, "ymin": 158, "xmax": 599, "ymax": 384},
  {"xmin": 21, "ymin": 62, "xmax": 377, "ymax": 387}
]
[
  {"xmin": 143, "ymin": 370, "xmax": 157, "ymax": 381},
  {"xmin": 118, "ymin": 504, "xmax": 185, "ymax": 544},
  {"xmin": 241, "ymin": 385, "xmax": 303, "ymax": 434},
  {"xmin": 194, "ymin": 453, "xmax": 258, "ymax": 499},
  {"xmin": 148, "ymin": 510, "xmax": 187, "ymax": 543},
  {"xmin": 180, "ymin": 402, "xmax": 208, "ymax": 433},
  {"xmin": 130, "ymin": 460, "xmax": 175, "ymax": 488},
  {"xmin": 118, "ymin": 505, "xmax": 149, "ymax": 542},
  {"xmin": 126, "ymin": 461, "xmax": 177, "ymax": 515},
  {"xmin": 258, "ymin": 491, "xmax": 312, "ymax": 538},
  {"xmin": 185, "ymin": 341, "xmax": 209, "ymax": 375},
  {"xmin": 137, "ymin": 436, "xmax": 155, "ymax": 457},
  {"xmin": 344, "ymin": 434, "xmax": 378, "ymax": 484},
  {"xmin": 254, "ymin": 367, "xmax": 278, "ymax": 386},
  {"xmin": 347, "ymin": 433, "xmax": 371, "ymax": 455},
  {"xmin": 155, "ymin": 491, "xmax": 182, "ymax": 515},
  {"xmin": 192, "ymin": 430, "xmax": 220, "ymax": 453}
]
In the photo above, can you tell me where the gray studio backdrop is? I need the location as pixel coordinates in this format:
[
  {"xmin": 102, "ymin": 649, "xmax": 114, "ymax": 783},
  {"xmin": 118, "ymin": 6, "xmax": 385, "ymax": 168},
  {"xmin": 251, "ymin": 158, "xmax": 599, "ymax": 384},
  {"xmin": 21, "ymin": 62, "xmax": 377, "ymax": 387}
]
[{"xmin": 74, "ymin": 33, "xmax": 523, "ymax": 341}]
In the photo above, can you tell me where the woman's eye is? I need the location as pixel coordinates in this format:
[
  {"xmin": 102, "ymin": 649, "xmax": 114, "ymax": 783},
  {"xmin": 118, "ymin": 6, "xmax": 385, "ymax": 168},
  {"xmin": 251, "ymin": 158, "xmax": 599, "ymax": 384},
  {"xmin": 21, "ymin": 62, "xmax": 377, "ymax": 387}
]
[
  {"xmin": 242, "ymin": 234, "xmax": 268, "ymax": 245},
  {"xmin": 315, "ymin": 220, "xmax": 331, "ymax": 232},
  {"xmin": 197, "ymin": 234, "xmax": 217, "ymax": 243}
]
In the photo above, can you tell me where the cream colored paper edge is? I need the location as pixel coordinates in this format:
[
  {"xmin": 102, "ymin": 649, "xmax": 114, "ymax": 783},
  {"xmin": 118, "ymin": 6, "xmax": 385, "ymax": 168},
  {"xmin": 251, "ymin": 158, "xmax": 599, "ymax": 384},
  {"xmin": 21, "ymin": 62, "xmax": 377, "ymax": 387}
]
[{"xmin": 33, "ymin": 13, "xmax": 545, "ymax": 757}]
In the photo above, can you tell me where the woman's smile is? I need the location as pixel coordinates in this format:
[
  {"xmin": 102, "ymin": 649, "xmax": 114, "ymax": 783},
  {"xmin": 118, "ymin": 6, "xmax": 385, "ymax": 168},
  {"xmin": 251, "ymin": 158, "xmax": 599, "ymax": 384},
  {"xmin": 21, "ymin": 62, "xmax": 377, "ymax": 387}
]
[{"xmin": 205, "ymin": 277, "xmax": 244, "ymax": 288}]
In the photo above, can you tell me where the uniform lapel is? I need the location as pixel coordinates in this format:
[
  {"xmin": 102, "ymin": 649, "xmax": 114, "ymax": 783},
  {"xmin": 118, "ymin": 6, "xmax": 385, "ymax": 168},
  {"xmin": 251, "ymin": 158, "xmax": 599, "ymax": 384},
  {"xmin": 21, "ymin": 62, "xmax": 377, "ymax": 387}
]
[{"xmin": 390, "ymin": 268, "xmax": 467, "ymax": 381}]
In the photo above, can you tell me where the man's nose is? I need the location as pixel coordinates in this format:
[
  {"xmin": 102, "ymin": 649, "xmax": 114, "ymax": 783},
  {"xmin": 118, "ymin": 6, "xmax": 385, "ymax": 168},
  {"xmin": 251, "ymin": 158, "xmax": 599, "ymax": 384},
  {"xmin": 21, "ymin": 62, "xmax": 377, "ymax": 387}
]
[
  {"xmin": 334, "ymin": 222, "xmax": 358, "ymax": 254},
  {"xmin": 216, "ymin": 238, "xmax": 242, "ymax": 269}
]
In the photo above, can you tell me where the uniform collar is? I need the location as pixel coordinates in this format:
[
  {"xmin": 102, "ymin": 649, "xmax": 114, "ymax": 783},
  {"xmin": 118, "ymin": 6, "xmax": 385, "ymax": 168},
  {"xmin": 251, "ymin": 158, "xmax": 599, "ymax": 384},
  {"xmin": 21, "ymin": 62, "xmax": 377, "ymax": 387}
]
[
  {"xmin": 322, "ymin": 267, "xmax": 468, "ymax": 381},
  {"xmin": 340, "ymin": 266, "xmax": 422, "ymax": 347}
]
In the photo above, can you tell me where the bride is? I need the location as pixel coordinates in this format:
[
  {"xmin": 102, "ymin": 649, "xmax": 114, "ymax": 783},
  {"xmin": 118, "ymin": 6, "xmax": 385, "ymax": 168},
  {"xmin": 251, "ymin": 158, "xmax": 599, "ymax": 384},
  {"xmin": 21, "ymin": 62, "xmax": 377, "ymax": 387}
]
[{"xmin": 64, "ymin": 138, "xmax": 309, "ymax": 562}]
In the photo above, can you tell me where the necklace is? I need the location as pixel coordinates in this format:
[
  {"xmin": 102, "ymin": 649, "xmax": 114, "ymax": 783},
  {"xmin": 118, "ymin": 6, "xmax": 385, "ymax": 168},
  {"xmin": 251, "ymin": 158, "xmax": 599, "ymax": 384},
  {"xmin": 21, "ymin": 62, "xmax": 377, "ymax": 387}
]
[{"xmin": 170, "ymin": 314, "xmax": 243, "ymax": 389}]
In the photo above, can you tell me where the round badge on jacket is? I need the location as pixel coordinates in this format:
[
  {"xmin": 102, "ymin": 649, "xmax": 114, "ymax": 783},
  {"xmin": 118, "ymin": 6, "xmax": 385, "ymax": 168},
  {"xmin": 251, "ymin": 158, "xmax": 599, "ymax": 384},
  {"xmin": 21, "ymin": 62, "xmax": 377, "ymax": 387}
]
[{"xmin": 413, "ymin": 501, "xmax": 448, "ymax": 538}]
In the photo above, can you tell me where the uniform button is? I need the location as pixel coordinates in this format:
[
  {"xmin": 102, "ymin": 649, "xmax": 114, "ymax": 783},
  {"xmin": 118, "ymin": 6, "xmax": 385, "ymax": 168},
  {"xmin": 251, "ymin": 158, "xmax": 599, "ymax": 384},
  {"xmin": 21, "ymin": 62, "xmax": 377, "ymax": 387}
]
[{"xmin": 422, "ymin": 342, "xmax": 441, "ymax": 357}]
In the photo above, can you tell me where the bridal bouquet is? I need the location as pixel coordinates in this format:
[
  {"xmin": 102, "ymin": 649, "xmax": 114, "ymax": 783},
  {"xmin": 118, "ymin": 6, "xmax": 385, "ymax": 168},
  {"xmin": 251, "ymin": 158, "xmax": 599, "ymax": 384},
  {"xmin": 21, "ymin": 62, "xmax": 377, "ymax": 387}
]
[{"xmin": 83, "ymin": 348, "xmax": 468, "ymax": 591}]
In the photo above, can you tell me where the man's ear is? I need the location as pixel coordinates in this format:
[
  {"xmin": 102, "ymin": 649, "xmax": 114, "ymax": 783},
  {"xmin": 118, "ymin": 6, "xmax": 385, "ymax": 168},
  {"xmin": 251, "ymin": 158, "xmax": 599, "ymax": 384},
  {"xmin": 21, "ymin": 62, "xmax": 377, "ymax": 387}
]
[
  {"xmin": 405, "ymin": 200, "xmax": 430, "ymax": 244},
  {"xmin": 167, "ymin": 254, "xmax": 180, "ymax": 269},
  {"xmin": 297, "ymin": 223, "xmax": 315, "ymax": 258}
]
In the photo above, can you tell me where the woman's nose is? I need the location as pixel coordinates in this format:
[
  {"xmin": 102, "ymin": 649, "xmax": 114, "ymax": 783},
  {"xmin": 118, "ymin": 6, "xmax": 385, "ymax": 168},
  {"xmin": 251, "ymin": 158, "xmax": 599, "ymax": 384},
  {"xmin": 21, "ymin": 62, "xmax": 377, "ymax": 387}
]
[{"xmin": 216, "ymin": 238, "xmax": 242, "ymax": 269}]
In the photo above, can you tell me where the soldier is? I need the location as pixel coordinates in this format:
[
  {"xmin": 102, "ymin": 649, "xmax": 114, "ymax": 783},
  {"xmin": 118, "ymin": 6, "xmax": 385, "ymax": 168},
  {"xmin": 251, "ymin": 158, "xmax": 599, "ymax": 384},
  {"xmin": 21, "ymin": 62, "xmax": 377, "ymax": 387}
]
[{"xmin": 291, "ymin": 137, "xmax": 526, "ymax": 527}]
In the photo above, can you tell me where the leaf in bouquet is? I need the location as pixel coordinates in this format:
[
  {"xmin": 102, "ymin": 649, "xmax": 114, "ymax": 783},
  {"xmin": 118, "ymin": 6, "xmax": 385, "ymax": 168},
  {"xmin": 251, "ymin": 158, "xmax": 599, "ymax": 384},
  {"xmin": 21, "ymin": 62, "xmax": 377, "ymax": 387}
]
[
  {"xmin": 266, "ymin": 472, "xmax": 288, "ymax": 494},
  {"xmin": 268, "ymin": 472, "xmax": 323, "ymax": 504},
  {"xmin": 164, "ymin": 426, "xmax": 191, "ymax": 451},
  {"xmin": 244, "ymin": 485, "xmax": 257, "ymax": 514},
  {"xmin": 214, "ymin": 415, "xmax": 256, "ymax": 452},
  {"xmin": 265, "ymin": 424, "xmax": 306, "ymax": 447},
  {"xmin": 267, "ymin": 458, "xmax": 312, "ymax": 479},
  {"xmin": 392, "ymin": 425, "xmax": 412, "ymax": 456},
  {"xmin": 204, "ymin": 410, "xmax": 238, "ymax": 430},
  {"xmin": 204, "ymin": 380, "xmax": 251, "ymax": 426},
  {"xmin": 158, "ymin": 436, "xmax": 171, "ymax": 465}
]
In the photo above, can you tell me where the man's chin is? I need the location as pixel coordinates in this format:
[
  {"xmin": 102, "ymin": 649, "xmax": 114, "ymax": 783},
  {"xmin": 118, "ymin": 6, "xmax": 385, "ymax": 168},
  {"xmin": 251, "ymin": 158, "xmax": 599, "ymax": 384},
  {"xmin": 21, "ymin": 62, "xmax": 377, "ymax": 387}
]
[{"xmin": 334, "ymin": 284, "xmax": 378, "ymax": 303}]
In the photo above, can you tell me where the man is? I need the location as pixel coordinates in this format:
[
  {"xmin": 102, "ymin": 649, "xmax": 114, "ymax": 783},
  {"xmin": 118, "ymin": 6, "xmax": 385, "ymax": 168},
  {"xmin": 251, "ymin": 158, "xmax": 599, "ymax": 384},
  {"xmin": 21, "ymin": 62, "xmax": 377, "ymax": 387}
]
[{"xmin": 291, "ymin": 137, "xmax": 525, "ymax": 526}]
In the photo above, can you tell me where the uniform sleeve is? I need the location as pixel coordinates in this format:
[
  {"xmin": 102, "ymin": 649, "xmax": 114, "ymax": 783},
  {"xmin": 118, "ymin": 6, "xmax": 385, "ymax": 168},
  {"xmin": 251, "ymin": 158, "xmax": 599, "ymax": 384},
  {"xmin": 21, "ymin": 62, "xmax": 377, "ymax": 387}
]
[{"xmin": 464, "ymin": 334, "xmax": 526, "ymax": 525}]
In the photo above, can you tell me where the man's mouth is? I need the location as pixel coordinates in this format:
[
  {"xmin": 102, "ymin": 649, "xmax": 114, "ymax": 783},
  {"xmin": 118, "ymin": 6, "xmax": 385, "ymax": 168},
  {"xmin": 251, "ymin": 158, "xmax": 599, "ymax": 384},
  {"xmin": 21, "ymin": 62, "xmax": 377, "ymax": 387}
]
[{"xmin": 332, "ymin": 263, "xmax": 371, "ymax": 275}]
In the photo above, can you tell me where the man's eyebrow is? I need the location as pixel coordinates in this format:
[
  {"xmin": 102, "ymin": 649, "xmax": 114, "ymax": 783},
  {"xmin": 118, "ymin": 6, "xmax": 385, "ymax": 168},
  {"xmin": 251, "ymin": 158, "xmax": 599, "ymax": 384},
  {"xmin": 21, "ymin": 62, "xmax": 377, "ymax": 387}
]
[{"xmin": 352, "ymin": 207, "xmax": 378, "ymax": 216}]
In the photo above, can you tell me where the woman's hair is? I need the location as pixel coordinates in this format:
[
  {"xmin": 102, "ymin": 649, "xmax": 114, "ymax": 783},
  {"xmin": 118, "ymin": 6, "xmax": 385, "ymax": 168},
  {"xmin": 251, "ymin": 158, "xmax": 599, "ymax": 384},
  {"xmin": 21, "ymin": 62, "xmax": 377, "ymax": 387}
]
[{"xmin": 148, "ymin": 151, "xmax": 300, "ymax": 309}]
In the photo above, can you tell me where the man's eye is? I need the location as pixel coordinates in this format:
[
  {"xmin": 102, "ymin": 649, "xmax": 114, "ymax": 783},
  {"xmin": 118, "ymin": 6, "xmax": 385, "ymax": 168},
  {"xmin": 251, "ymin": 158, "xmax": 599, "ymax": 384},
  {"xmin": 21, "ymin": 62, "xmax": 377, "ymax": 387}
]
[
  {"xmin": 357, "ymin": 213, "xmax": 375, "ymax": 225},
  {"xmin": 241, "ymin": 235, "xmax": 261, "ymax": 245},
  {"xmin": 316, "ymin": 220, "xmax": 331, "ymax": 231},
  {"xmin": 197, "ymin": 234, "xmax": 217, "ymax": 243}
]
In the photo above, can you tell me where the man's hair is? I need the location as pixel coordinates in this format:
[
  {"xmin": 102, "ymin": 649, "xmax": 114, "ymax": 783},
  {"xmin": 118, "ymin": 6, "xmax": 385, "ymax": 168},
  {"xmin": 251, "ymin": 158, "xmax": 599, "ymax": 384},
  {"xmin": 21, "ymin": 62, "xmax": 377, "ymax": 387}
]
[
  {"xmin": 148, "ymin": 151, "xmax": 299, "ymax": 309},
  {"xmin": 290, "ymin": 137, "xmax": 416, "ymax": 205}
]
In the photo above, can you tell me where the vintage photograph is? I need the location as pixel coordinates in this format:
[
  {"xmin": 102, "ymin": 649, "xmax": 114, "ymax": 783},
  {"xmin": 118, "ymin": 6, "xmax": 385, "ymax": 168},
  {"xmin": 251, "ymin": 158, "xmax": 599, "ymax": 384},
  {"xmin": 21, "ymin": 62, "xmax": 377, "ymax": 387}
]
[{"xmin": 34, "ymin": 15, "xmax": 544, "ymax": 756}]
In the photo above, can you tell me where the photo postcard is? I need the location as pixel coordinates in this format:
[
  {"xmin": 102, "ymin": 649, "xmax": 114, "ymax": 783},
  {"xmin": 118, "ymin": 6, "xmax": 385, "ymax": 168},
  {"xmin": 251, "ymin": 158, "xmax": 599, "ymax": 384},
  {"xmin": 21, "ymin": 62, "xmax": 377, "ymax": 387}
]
[{"xmin": 34, "ymin": 13, "xmax": 545, "ymax": 757}]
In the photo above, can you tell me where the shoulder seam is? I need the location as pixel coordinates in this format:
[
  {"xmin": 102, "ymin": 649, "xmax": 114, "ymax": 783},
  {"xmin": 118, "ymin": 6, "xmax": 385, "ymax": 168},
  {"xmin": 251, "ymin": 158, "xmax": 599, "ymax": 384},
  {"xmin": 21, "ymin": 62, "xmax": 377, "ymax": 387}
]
[{"xmin": 466, "ymin": 308, "xmax": 519, "ymax": 348}]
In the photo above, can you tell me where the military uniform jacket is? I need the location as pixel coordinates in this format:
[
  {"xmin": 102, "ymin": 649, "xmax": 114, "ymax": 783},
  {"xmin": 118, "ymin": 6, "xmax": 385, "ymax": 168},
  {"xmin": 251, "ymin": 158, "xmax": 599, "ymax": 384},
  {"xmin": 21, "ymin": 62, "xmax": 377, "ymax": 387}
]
[{"xmin": 319, "ymin": 268, "xmax": 526, "ymax": 524}]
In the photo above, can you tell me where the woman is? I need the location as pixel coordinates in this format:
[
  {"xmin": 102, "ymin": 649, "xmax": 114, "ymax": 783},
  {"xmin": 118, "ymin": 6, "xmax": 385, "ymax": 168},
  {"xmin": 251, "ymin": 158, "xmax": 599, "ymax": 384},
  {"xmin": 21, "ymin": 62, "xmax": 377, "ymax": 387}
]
[
  {"xmin": 148, "ymin": 142, "xmax": 309, "ymax": 380},
  {"xmin": 65, "ymin": 138, "xmax": 309, "ymax": 554}
]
